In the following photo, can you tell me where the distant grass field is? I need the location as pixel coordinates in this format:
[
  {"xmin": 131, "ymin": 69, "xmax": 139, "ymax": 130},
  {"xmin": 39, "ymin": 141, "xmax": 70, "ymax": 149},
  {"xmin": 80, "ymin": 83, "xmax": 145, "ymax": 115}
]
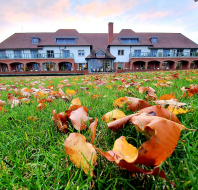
[{"xmin": 0, "ymin": 70, "xmax": 198, "ymax": 190}]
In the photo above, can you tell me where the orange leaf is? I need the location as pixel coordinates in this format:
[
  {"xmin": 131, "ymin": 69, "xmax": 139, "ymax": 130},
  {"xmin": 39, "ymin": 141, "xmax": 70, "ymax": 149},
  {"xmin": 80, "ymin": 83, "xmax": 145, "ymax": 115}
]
[
  {"xmin": 89, "ymin": 118, "xmax": 98, "ymax": 144},
  {"xmin": 113, "ymin": 97, "xmax": 151, "ymax": 112},
  {"xmin": 139, "ymin": 105, "xmax": 181, "ymax": 124},
  {"xmin": 27, "ymin": 116, "xmax": 38, "ymax": 121},
  {"xmin": 147, "ymin": 87, "xmax": 157, "ymax": 100},
  {"xmin": 130, "ymin": 113, "xmax": 185, "ymax": 166},
  {"xmin": 159, "ymin": 94, "xmax": 176, "ymax": 100},
  {"xmin": 37, "ymin": 103, "xmax": 46, "ymax": 111},
  {"xmin": 66, "ymin": 90, "xmax": 76, "ymax": 96},
  {"xmin": 71, "ymin": 98, "xmax": 81, "ymax": 106},
  {"xmin": 95, "ymin": 136, "xmax": 166, "ymax": 179},
  {"xmin": 69, "ymin": 107, "xmax": 93, "ymax": 131},
  {"xmin": 64, "ymin": 133, "xmax": 97, "ymax": 176},
  {"xmin": 52, "ymin": 110, "xmax": 68, "ymax": 133},
  {"xmin": 0, "ymin": 100, "xmax": 6, "ymax": 106},
  {"xmin": 0, "ymin": 106, "xmax": 5, "ymax": 112}
]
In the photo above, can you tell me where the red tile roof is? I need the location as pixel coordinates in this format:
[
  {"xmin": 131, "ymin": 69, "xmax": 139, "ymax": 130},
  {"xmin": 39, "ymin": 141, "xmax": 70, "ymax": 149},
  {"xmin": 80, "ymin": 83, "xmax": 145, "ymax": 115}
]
[
  {"xmin": 0, "ymin": 29, "xmax": 198, "ymax": 51},
  {"xmin": 0, "ymin": 33, "xmax": 53, "ymax": 50},
  {"xmin": 38, "ymin": 29, "xmax": 91, "ymax": 46},
  {"xmin": 110, "ymin": 29, "xmax": 198, "ymax": 48}
]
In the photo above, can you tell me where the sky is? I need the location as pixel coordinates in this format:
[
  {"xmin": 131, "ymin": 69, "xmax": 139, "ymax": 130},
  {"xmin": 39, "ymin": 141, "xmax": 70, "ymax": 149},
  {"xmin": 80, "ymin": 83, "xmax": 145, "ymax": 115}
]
[{"xmin": 0, "ymin": 0, "xmax": 198, "ymax": 44}]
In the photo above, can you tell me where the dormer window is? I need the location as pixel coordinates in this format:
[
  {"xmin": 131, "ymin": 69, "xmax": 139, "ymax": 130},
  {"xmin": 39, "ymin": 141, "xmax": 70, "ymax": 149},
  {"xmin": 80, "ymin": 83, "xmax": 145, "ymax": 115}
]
[
  {"xmin": 55, "ymin": 37, "xmax": 77, "ymax": 44},
  {"xmin": 96, "ymin": 49, "xmax": 105, "ymax": 57},
  {"xmin": 31, "ymin": 36, "xmax": 40, "ymax": 44},
  {"xmin": 119, "ymin": 37, "xmax": 140, "ymax": 44},
  {"xmin": 151, "ymin": 37, "xmax": 158, "ymax": 44}
]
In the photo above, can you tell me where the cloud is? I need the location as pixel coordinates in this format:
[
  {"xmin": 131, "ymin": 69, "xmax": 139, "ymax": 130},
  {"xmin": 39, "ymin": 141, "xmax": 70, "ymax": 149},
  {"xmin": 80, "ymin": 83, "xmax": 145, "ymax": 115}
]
[
  {"xmin": 1, "ymin": 0, "xmax": 71, "ymax": 24},
  {"xmin": 132, "ymin": 8, "xmax": 169, "ymax": 21},
  {"xmin": 75, "ymin": 0, "xmax": 137, "ymax": 17}
]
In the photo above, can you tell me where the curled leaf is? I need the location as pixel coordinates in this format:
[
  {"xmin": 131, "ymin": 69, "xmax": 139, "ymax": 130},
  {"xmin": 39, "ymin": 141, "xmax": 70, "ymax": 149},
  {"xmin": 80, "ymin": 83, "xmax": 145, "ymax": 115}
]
[
  {"xmin": 95, "ymin": 136, "xmax": 166, "ymax": 179},
  {"xmin": 89, "ymin": 118, "xmax": 98, "ymax": 144},
  {"xmin": 52, "ymin": 110, "xmax": 68, "ymax": 132}
]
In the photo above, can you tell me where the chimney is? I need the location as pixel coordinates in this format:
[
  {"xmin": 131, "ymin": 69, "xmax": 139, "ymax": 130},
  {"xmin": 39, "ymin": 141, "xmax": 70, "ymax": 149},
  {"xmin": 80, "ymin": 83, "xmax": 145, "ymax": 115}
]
[{"xmin": 108, "ymin": 22, "xmax": 113, "ymax": 45}]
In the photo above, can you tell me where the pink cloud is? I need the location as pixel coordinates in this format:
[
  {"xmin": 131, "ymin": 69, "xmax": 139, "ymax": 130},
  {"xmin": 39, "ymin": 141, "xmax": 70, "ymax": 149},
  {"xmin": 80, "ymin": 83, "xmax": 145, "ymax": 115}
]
[
  {"xmin": 75, "ymin": 0, "xmax": 137, "ymax": 17},
  {"xmin": 2, "ymin": 0, "xmax": 71, "ymax": 24},
  {"xmin": 132, "ymin": 8, "xmax": 169, "ymax": 21}
]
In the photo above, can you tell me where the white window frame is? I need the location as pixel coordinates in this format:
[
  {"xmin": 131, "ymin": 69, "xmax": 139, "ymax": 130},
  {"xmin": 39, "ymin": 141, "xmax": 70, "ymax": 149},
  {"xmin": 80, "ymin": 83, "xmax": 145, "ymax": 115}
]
[
  {"xmin": 118, "ymin": 50, "xmax": 124, "ymax": 56},
  {"xmin": 78, "ymin": 50, "xmax": 85, "ymax": 57}
]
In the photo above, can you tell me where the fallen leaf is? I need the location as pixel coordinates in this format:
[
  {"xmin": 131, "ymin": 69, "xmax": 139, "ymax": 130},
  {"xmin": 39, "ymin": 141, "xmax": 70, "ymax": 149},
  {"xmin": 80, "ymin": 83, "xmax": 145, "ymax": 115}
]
[
  {"xmin": 64, "ymin": 133, "xmax": 97, "ymax": 176},
  {"xmin": 167, "ymin": 105, "xmax": 193, "ymax": 115},
  {"xmin": 95, "ymin": 136, "xmax": 166, "ymax": 179},
  {"xmin": 37, "ymin": 103, "xmax": 46, "ymax": 111},
  {"xmin": 0, "ymin": 100, "xmax": 6, "ymax": 106},
  {"xmin": 89, "ymin": 118, "xmax": 98, "ymax": 144},
  {"xmin": 52, "ymin": 110, "xmax": 68, "ymax": 133},
  {"xmin": 155, "ymin": 98, "xmax": 186, "ymax": 108},
  {"xmin": 71, "ymin": 98, "xmax": 81, "ymax": 106},
  {"xmin": 159, "ymin": 94, "xmax": 176, "ymax": 100},
  {"xmin": 102, "ymin": 109, "xmax": 126, "ymax": 123},
  {"xmin": 69, "ymin": 107, "xmax": 93, "ymax": 131}
]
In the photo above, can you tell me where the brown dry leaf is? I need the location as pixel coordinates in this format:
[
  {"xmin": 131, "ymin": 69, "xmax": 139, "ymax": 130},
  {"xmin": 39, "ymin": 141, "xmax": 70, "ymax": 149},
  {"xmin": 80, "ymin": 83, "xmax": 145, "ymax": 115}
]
[
  {"xmin": 147, "ymin": 87, "xmax": 157, "ymax": 100},
  {"xmin": 138, "ymin": 87, "xmax": 148, "ymax": 94},
  {"xmin": 71, "ymin": 98, "xmax": 81, "ymax": 106},
  {"xmin": 38, "ymin": 97, "xmax": 54, "ymax": 103},
  {"xmin": 159, "ymin": 94, "xmax": 176, "ymax": 100},
  {"xmin": 27, "ymin": 116, "xmax": 38, "ymax": 121},
  {"xmin": 139, "ymin": 105, "xmax": 181, "ymax": 124},
  {"xmin": 129, "ymin": 113, "xmax": 185, "ymax": 166},
  {"xmin": 69, "ymin": 107, "xmax": 93, "ymax": 131},
  {"xmin": 52, "ymin": 110, "xmax": 68, "ymax": 133},
  {"xmin": 64, "ymin": 133, "xmax": 97, "ymax": 176},
  {"xmin": 155, "ymin": 98, "xmax": 186, "ymax": 108},
  {"xmin": 91, "ymin": 94, "xmax": 101, "ymax": 100},
  {"xmin": 113, "ymin": 97, "xmax": 151, "ymax": 112},
  {"xmin": 95, "ymin": 136, "xmax": 166, "ymax": 179},
  {"xmin": 102, "ymin": 109, "xmax": 126, "ymax": 123},
  {"xmin": 0, "ymin": 100, "xmax": 6, "ymax": 106},
  {"xmin": 66, "ymin": 105, "xmax": 88, "ymax": 118},
  {"xmin": 37, "ymin": 103, "xmax": 46, "ymax": 111},
  {"xmin": 89, "ymin": 118, "xmax": 98, "ymax": 144},
  {"xmin": 0, "ymin": 106, "xmax": 5, "ymax": 112},
  {"xmin": 108, "ymin": 114, "xmax": 137, "ymax": 132}
]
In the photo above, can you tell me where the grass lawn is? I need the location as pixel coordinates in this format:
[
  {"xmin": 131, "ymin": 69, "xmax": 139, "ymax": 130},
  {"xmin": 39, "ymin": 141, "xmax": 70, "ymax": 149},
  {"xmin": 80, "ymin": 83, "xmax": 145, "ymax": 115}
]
[{"xmin": 0, "ymin": 70, "xmax": 198, "ymax": 190}]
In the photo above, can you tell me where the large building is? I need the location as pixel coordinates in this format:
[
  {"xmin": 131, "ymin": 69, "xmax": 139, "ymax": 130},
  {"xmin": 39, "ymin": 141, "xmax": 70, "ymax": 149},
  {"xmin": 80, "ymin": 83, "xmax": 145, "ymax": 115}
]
[{"xmin": 0, "ymin": 22, "xmax": 198, "ymax": 73}]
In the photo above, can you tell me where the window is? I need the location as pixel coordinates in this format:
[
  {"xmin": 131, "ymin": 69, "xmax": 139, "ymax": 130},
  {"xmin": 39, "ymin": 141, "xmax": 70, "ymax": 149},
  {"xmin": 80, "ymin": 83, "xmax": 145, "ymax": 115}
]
[
  {"xmin": 79, "ymin": 63, "xmax": 86, "ymax": 70},
  {"xmin": 119, "ymin": 37, "xmax": 140, "ymax": 44},
  {"xmin": 134, "ymin": 50, "xmax": 141, "ymax": 57},
  {"xmin": 117, "ymin": 62, "xmax": 124, "ymax": 69},
  {"xmin": 177, "ymin": 49, "xmax": 183, "ymax": 56},
  {"xmin": 151, "ymin": 50, "xmax": 157, "ymax": 57},
  {"xmin": 163, "ymin": 49, "xmax": 170, "ymax": 57},
  {"xmin": 190, "ymin": 49, "xmax": 197, "ymax": 56},
  {"xmin": 55, "ymin": 37, "xmax": 77, "ymax": 44},
  {"xmin": 78, "ymin": 50, "xmax": 85, "ymax": 57},
  {"xmin": 33, "ymin": 63, "xmax": 41, "ymax": 71},
  {"xmin": 0, "ymin": 51, "xmax": 6, "ymax": 58},
  {"xmin": 31, "ymin": 37, "xmax": 39, "ymax": 44},
  {"xmin": 47, "ymin": 50, "xmax": 54, "ymax": 58},
  {"xmin": 96, "ymin": 49, "xmax": 105, "ymax": 57},
  {"xmin": 59, "ymin": 62, "xmax": 72, "ymax": 71},
  {"xmin": 42, "ymin": 62, "xmax": 56, "ymax": 71},
  {"xmin": 63, "ymin": 50, "xmax": 70, "ymax": 58},
  {"xmin": 151, "ymin": 37, "xmax": 158, "ymax": 44},
  {"xmin": 31, "ymin": 50, "xmax": 38, "ymax": 58},
  {"xmin": 118, "ymin": 50, "xmax": 124, "ymax": 56},
  {"xmin": 14, "ymin": 50, "xmax": 22, "ymax": 58}
]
